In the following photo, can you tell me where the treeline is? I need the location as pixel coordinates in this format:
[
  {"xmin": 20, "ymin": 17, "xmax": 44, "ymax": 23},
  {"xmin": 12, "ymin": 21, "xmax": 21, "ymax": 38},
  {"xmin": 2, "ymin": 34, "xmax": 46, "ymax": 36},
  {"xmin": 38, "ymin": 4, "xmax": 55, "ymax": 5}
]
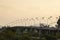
[{"xmin": 0, "ymin": 26, "xmax": 60, "ymax": 40}]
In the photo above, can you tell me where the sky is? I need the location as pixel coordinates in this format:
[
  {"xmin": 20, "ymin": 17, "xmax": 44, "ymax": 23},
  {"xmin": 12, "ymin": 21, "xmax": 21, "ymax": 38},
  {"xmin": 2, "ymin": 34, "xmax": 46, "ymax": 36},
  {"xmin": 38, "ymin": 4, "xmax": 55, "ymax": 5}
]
[{"xmin": 0, "ymin": 0, "xmax": 60, "ymax": 26}]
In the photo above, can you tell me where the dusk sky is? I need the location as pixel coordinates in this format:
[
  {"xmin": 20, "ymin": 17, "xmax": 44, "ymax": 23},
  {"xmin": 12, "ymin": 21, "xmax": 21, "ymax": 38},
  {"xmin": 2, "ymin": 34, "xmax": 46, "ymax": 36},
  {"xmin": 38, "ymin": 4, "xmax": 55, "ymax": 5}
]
[{"xmin": 0, "ymin": 0, "xmax": 60, "ymax": 26}]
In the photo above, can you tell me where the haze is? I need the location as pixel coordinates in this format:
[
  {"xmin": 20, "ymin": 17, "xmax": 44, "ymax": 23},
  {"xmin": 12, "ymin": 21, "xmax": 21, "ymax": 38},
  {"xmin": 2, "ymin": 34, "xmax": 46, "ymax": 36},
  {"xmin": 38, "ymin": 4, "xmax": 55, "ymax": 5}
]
[{"xmin": 0, "ymin": 0, "xmax": 60, "ymax": 25}]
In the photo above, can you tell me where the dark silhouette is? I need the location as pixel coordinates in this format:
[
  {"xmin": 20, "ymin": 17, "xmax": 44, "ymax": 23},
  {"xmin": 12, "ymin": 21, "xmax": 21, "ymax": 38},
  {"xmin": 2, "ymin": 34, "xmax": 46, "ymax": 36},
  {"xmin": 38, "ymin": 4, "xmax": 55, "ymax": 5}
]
[{"xmin": 57, "ymin": 16, "xmax": 60, "ymax": 28}]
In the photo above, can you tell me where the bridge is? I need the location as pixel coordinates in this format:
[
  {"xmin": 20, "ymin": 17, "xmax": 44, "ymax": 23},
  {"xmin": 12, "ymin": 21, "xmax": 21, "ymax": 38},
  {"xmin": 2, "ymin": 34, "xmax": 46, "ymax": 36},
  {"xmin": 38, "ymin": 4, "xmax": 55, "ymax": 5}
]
[{"xmin": 5, "ymin": 16, "xmax": 58, "ymax": 27}]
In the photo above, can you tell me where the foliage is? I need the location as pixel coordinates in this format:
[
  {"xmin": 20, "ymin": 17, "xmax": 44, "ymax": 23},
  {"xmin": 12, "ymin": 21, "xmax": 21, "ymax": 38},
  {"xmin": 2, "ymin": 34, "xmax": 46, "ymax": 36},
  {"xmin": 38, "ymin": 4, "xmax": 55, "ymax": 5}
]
[{"xmin": 0, "ymin": 26, "xmax": 60, "ymax": 40}]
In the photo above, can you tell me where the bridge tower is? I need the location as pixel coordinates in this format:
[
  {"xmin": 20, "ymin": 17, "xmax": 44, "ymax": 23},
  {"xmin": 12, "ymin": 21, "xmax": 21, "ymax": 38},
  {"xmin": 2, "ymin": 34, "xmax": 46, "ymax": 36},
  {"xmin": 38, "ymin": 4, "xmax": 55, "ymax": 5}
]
[{"xmin": 57, "ymin": 16, "xmax": 60, "ymax": 28}]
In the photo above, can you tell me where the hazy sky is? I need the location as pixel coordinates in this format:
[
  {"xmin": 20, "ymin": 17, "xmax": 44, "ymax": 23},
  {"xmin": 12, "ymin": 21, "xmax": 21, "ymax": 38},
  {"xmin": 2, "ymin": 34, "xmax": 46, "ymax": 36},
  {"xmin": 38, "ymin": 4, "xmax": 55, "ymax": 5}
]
[{"xmin": 0, "ymin": 0, "xmax": 60, "ymax": 26}]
